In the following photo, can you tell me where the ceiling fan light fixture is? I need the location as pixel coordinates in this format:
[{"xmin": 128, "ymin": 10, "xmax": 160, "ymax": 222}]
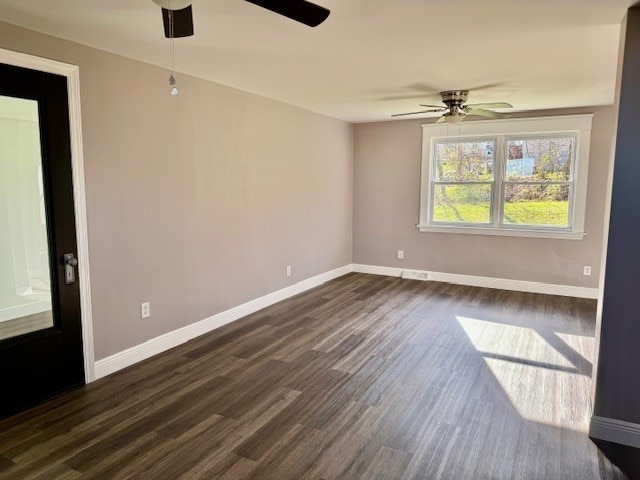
[
  {"xmin": 152, "ymin": 0, "xmax": 193, "ymax": 10},
  {"xmin": 444, "ymin": 113, "xmax": 465, "ymax": 124}
]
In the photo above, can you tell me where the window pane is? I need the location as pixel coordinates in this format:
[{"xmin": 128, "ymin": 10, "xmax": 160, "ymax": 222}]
[
  {"xmin": 0, "ymin": 96, "xmax": 54, "ymax": 340},
  {"xmin": 505, "ymin": 137, "xmax": 574, "ymax": 182},
  {"xmin": 434, "ymin": 140, "xmax": 494, "ymax": 181},
  {"xmin": 433, "ymin": 184, "xmax": 492, "ymax": 224},
  {"xmin": 503, "ymin": 184, "xmax": 570, "ymax": 227}
]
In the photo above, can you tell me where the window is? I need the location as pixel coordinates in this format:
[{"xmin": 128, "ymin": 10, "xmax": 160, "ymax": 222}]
[
  {"xmin": 418, "ymin": 115, "xmax": 593, "ymax": 239},
  {"xmin": 432, "ymin": 139, "xmax": 495, "ymax": 224}
]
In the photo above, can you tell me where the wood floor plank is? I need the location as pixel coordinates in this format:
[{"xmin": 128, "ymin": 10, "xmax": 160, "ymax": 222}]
[
  {"xmin": 21, "ymin": 461, "xmax": 82, "ymax": 480},
  {"xmin": 0, "ymin": 274, "xmax": 633, "ymax": 479},
  {"xmin": 360, "ymin": 445, "xmax": 413, "ymax": 480},
  {"xmin": 0, "ymin": 453, "xmax": 15, "ymax": 472}
]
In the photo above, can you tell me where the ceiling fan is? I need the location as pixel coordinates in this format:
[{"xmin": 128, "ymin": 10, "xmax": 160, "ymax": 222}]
[
  {"xmin": 392, "ymin": 90, "xmax": 513, "ymax": 124},
  {"xmin": 151, "ymin": 0, "xmax": 331, "ymax": 38}
]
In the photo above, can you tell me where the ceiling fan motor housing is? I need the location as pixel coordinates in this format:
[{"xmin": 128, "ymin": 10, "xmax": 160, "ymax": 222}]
[
  {"xmin": 440, "ymin": 90, "xmax": 469, "ymax": 123},
  {"xmin": 440, "ymin": 90, "xmax": 469, "ymax": 108}
]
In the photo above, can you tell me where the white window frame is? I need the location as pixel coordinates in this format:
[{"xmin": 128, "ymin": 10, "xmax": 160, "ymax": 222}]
[{"xmin": 417, "ymin": 114, "xmax": 593, "ymax": 240}]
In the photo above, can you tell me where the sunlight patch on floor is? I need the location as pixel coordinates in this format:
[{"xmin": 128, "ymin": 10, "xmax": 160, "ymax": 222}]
[
  {"xmin": 456, "ymin": 315, "xmax": 574, "ymax": 369},
  {"xmin": 456, "ymin": 315, "xmax": 593, "ymax": 432},
  {"xmin": 556, "ymin": 331, "xmax": 595, "ymax": 355}
]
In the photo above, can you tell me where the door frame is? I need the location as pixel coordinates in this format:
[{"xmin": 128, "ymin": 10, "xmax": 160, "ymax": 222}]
[{"xmin": 0, "ymin": 47, "xmax": 95, "ymax": 382}]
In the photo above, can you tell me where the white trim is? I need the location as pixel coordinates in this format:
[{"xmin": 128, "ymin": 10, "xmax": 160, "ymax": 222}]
[
  {"xmin": 590, "ymin": 415, "xmax": 640, "ymax": 449},
  {"xmin": 0, "ymin": 300, "xmax": 52, "ymax": 322},
  {"xmin": 591, "ymin": 16, "xmax": 627, "ymax": 412},
  {"xmin": 353, "ymin": 264, "xmax": 401, "ymax": 277},
  {"xmin": 420, "ymin": 114, "xmax": 595, "ymax": 136},
  {"xmin": 352, "ymin": 263, "xmax": 598, "ymax": 299},
  {"xmin": 419, "ymin": 115, "xmax": 593, "ymax": 239},
  {"xmin": 0, "ymin": 48, "xmax": 95, "ymax": 382},
  {"xmin": 416, "ymin": 224, "xmax": 585, "ymax": 240},
  {"xmin": 94, "ymin": 264, "xmax": 353, "ymax": 379}
]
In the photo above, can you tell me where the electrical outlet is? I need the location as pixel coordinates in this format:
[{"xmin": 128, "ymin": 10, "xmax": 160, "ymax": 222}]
[
  {"xmin": 286, "ymin": 265, "xmax": 292, "ymax": 277},
  {"xmin": 583, "ymin": 265, "xmax": 592, "ymax": 276},
  {"xmin": 398, "ymin": 250, "xmax": 404, "ymax": 260},
  {"xmin": 141, "ymin": 302, "xmax": 150, "ymax": 319}
]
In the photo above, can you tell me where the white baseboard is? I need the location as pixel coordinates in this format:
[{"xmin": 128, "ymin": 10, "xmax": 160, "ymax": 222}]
[
  {"xmin": 352, "ymin": 264, "xmax": 598, "ymax": 299},
  {"xmin": 590, "ymin": 415, "xmax": 640, "ymax": 448},
  {"xmin": 94, "ymin": 262, "xmax": 598, "ymax": 379},
  {"xmin": 354, "ymin": 264, "xmax": 400, "ymax": 277},
  {"xmin": 0, "ymin": 299, "xmax": 52, "ymax": 322},
  {"xmin": 94, "ymin": 264, "xmax": 353, "ymax": 380}
]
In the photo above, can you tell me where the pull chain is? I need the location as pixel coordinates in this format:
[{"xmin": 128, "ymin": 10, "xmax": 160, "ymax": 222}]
[{"xmin": 168, "ymin": 0, "xmax": 178, "ymax": 96}]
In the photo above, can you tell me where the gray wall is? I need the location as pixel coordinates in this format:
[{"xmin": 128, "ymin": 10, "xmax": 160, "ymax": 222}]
[
  {"xmin": 593, "ymin": 6, "xmax": 640, "ymax": 426},
  {"xmin": 0, "ymin": 22, "xmax": 353, "ymax": 360},
  {"xmin": 353, "ymin": 108, "xmax": 616, "ymax": 288}
]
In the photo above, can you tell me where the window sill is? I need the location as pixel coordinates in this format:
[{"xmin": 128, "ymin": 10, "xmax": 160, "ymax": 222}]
[{"xmin": 416, "ymin": 224, "xmax": 585, "ymax": 240}]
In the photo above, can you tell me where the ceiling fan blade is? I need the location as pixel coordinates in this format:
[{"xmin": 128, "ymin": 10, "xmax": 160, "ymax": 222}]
[
  {"xmin": 245, "ymin": 0, "xmax": 330, "ymax": 27},
  {"xmin": 419, "ymin": 104, "xmax": 446, "ymax": 110},
  {"xmin": 379, "ymin": 93, "xmax": 441, "ymax": 102},
  {"xmin": 465, "ymin": 102, "xmax": 513, "ymax": 109},
  {"xmin": 391, "ymin": 109, "xmax": 444, "ymax": 117},
  {"xmin": 436, "ymin": 116, "xmax": 446, "ymax": 123},
  {"xmin": 466, "ymin": 109, "xmax": 510, "ymax": 119},
  {"xmin": 463, "ymin": 82, "xmax": 508, "ymax": 93},
  {"xmin": 162, "ymin": 6, "xmax": 194, "ymax": 38}
]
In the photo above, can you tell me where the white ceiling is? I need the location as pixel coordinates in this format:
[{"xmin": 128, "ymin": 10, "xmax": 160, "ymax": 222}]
[{"xmin": 0, "ymin": 0, "xmax": 634, "ymax": 123}]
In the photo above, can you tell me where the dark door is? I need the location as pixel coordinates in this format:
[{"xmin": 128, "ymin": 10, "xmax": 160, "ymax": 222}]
[{"xmin": 0, "ymin": 62, "xmax": 85, "ymax": 418}]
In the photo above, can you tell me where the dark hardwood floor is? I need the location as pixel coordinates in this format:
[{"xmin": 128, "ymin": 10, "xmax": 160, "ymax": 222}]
[{"xmin": 0, "ymin": 273, "xmax": 635, "ymax": 479}]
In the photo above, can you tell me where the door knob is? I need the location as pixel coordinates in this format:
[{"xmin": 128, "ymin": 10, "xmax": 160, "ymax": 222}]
[{"xmin": 63, "ymin": 253, "xmax": 78, "ymax": 284}]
